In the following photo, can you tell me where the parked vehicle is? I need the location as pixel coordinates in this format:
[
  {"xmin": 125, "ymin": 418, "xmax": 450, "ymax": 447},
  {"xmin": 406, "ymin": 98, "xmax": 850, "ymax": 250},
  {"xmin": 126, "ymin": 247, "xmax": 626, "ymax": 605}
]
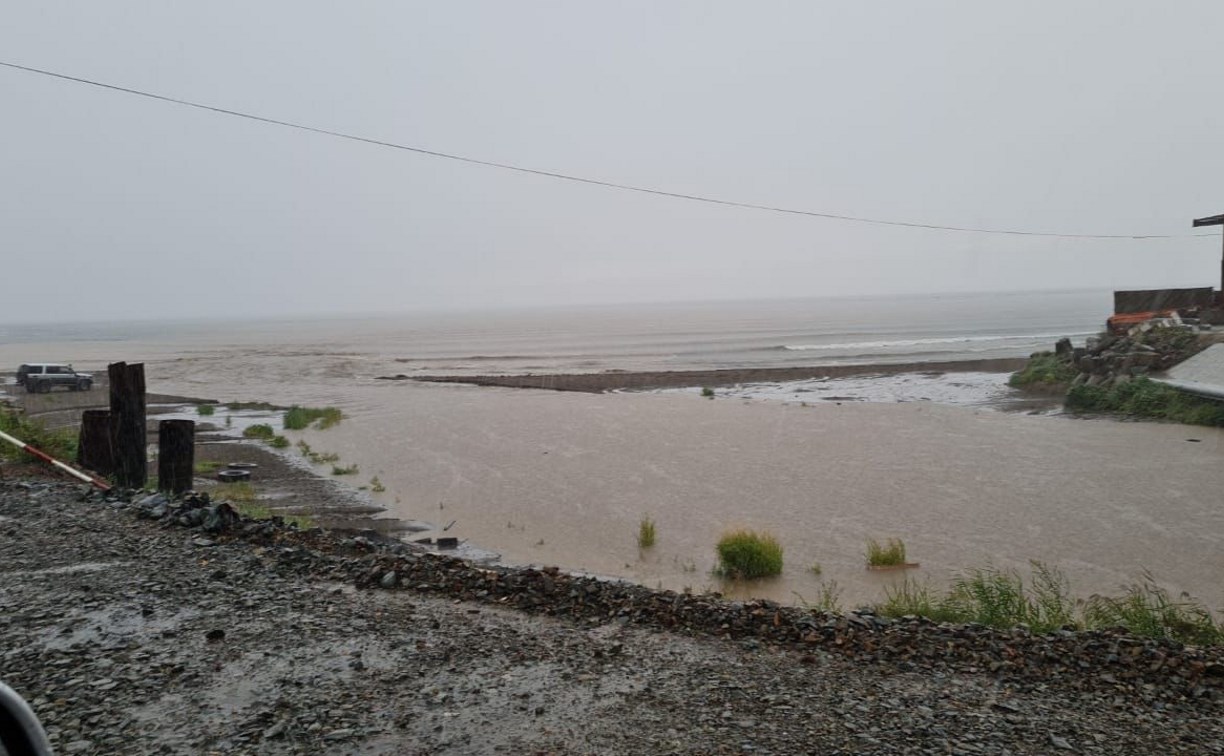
[{"xmin": 17, "ymin": 363, "xmax": 93, "ymax": 393}]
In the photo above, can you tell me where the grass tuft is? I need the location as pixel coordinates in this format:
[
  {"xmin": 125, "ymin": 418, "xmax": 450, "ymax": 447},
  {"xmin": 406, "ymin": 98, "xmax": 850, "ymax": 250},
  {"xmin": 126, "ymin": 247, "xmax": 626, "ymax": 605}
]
[
  {"xmin": 331, "ymin": 463, "xmax": 359, "ymax": 476},
  {"xmin": 865, "ymin": 537, "xmax": 907, "ymax": 567},
  {"xmin": 637, "ymin": 516, "xmax": 657, "ymax": 548},
  {"xmin": 369, "ymin": 476, "xmax": 386, "ymax": 493},
  {"xmin": 700, "ymin": 387, "xmax": 715, "ymax": 398},
  {"xmin": 283, "ymin": 406, "xmax": 343, "ymax": 431},
  {"xmin": 715, "ymin": 529, "xmax": 783, "ymax": 579},
  {"xmin": 197, "ymin": 404, "xmax": 215, "ymax": 417},
  {"xmin": 268, "ymin": 435, "xmax": 290, "ymax": 449},
  {"xmin": 242, "ymin": 423, "xmax": 275, "ymax": 440},
  {"xmin": 1083, "ymin": 573, "xmax": 1223, "ymax": 646},
  {"xmin": 194, "ymin": 460, "xmax": 223, "ymax": 474}
]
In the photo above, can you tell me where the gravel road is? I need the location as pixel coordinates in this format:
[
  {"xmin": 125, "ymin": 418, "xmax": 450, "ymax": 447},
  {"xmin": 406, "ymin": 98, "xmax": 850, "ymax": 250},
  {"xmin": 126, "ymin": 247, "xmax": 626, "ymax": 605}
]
[{"xmin": 1, "ymin": 479, "xmax": 1221, "ymax": 755}]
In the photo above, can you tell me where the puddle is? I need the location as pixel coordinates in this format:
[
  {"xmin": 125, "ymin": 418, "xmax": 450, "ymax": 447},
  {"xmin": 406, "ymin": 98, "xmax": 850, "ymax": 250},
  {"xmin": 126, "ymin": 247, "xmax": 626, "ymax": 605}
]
[{"xmin": 39, "ymin": 606, "xmax": 201, "ymax": 651}]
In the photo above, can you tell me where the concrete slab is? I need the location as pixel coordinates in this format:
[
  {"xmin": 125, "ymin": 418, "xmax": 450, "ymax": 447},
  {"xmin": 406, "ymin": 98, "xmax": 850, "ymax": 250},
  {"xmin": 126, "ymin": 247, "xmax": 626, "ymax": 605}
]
[{"xmin": 1154, "ymin": 343, "xmax": 1224, "ymax": 400}]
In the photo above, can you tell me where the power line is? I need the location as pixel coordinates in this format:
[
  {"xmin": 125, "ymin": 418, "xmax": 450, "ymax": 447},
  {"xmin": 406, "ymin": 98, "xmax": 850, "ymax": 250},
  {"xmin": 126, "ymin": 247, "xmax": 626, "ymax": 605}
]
[{"xmin": 0, "ymin": 59, "xmax": 1214, "ymax": 241}]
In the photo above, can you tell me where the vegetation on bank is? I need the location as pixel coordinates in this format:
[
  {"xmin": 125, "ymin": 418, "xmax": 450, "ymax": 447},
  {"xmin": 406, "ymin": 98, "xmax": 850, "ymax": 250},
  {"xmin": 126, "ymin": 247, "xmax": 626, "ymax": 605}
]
[
  {"xmin": 876, "ymin": 562, "xmax": 1223, "ymax": 645},
  {"xmin": 1067, "ymin": 377, "xmax": 1224, "ymax": 427},
  {"xmin": 865, "ymin": 537, "xmax": 908, "ymax": 567},
  {"xmin": 196, "ymin": 404, "xmax": 215, "ymax": 417},
  {"xmin": 283, "ymin": 406, "xmax": 343, "ymax": 431},
  {"xmin": 1008, "ymin": 352, "xmax": 1076, "ymax": 389},
  {"xmin": 715, "ymin": 529, "xmax": 784, "ymax": 579},
  {"xmin": 0, "ymin": 410, "xmax": 77, "ymax": 462}
]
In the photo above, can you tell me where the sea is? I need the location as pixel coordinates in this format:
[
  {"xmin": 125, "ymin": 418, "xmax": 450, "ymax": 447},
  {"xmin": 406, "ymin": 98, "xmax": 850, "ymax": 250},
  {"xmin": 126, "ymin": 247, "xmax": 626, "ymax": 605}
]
[{"xmin": 0, "ymin": 288, "xmax": 1108, "ymax": 376}]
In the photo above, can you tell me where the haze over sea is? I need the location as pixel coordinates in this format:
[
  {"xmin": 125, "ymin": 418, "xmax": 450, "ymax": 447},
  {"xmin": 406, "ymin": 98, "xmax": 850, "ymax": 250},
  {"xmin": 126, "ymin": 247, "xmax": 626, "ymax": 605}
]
[{"xmin": 2, "ymin": 289, "xmax": 1107, "ymax": 374}]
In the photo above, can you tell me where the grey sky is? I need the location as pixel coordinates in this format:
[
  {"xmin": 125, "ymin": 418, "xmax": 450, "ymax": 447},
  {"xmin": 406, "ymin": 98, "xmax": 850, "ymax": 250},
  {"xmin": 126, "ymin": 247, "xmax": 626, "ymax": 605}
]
[{"xmin": 2, "ymin": 1, "xmax": 1223, "ymax": 323}]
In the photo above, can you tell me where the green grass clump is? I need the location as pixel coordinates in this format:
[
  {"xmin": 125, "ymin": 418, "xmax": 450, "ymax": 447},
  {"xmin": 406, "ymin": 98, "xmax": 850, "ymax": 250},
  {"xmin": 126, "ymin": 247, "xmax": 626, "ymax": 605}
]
[
  {"xmin": 1009, "ymin": 351, "xmax": 1077, "ymax": 389},
  {"xmin": 197, "ymin": 404, "xmax": 216, "ymax": 416},
  {"xmin": 701, "ymin": 387, "xmax": 715, "ymax": 398},
  {"xmin": 268, "ymin": 435, "xmax": 290, "ymax": 449},
  {"xmin": 332, "ymin": 463, "xmax": 359, "ymax": 476},
  {"xmin": 242, "ymin": 423, "xmax": 275, "ymax": 440},
  {"xmin": 715, "ymin": 529, "xmax": 783, "ymax": 579},
  {"xmin": 637, "ymin": 516, "xmax": 657, "ymax": 548},
  {"xmin": 222, "ymin": 481, "xmax": 258, "ymax": 503},
  {"xmin": 879, "ymin": 563, "xmax": 1077, "ymax": 634},
  {"xmin": 0, "ymin": 410, "xmax": 77, "ymax": 462},
  {"xmin": 369, "ymin": 476, "xmax": 386, "ymax": 493},
  {"xmin": 1084, "ymin": 574, "xmax": 1223, "ymax": 646},
  {"xmin": 1067, "ymin": 377, "xmax": 1224, "ymax": 427},
  {"xmin": 865, "ymin": 537, "xmax": 907, "ymax": 567},
  {"xmin": 298, "ymin": 439, "xmax": 340, "ymax": 464},
  {"xmin": 194, "ymin": 460, "xmax": 223, "ymax": 474},
  {"xmin": 283, "ymin": 406, "xmax": 343, "ymax": 431}
]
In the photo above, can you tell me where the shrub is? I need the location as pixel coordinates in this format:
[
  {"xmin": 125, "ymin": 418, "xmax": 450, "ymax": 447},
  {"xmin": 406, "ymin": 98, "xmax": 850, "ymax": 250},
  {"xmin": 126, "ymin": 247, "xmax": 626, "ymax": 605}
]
[
  {"xmin": 197, "ymin": 404, "xmax": 215, "ymax": 416},
  {"xmin": 0, "ymin": 410, "xmax": 77, "ymax": 462},
  {"xmin": 715, "ymin": 529, "xmax": 783, "ymax": 579},
  {"xmin": 701, "ymin": 387, "xmax": 715, "ymax": 398},
  {"xmin": 283, "ymin": 406, "xmax": 343, "ymax": 431},
  {"xmin": 243, "ymin": 424, "xmax": 275, "ymax": 440},
  {"xmin": 637, "ymin": 516, "xmax": 657, "ymax": 548},
  {"xmin": 865, "ymin": 537, "xmax": 907, "ymax": 567}
]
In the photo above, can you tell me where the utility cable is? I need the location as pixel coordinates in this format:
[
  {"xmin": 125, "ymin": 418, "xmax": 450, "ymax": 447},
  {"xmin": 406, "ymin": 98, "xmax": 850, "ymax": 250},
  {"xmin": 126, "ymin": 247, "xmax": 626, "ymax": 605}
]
[{"xmin": 0, "ymin": 59, "xmax": 1215, "ymax": 241}]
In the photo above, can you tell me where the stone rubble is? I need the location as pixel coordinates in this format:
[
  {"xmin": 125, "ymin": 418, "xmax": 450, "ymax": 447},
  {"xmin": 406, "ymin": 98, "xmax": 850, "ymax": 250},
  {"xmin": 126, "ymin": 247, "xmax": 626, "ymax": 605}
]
[{"xmin": 1, "ymin": 479, "xmax": 1221, "ymax": 754}]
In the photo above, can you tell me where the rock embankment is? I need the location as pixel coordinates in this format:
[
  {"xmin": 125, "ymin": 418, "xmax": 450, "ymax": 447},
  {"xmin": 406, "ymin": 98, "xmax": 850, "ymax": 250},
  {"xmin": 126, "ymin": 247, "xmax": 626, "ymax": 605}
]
[
  {"xmin": 2, "ymin": 479, "xmax": 1222, "ymax": 754},
  {"xmin": 1054, "ymin": 327, "xmax": 1204, "ymax": 391}
]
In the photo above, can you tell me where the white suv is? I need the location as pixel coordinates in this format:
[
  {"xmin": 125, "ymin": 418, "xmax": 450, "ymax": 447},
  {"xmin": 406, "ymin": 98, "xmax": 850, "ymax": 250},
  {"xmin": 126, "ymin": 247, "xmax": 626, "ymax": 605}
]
[{"xmin": 17, "ymin": 363, "xmax": 94, "ymax": 393}]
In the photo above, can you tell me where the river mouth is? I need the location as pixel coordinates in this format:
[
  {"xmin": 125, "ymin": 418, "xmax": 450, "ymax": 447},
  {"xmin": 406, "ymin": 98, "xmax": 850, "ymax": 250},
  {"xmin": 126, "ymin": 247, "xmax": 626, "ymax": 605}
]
[{"xmin": 3, "ymin": 342, "xmax": 1221, "ymax": 615}]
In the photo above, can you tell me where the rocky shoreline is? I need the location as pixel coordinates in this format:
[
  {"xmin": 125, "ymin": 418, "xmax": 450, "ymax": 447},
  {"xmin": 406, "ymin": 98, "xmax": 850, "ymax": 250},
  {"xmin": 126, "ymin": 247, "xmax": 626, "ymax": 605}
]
[{"xmin": 2, "ymin": 477, "xmax": 1221, "ymax": 754}]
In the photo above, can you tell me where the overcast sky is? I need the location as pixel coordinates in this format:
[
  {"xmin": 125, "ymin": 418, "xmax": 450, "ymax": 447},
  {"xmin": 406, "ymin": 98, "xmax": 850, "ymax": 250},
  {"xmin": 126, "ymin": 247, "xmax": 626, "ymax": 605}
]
[{"xmin": 2, "ymin": 2, "xmax": 1223, "ymax": 323}]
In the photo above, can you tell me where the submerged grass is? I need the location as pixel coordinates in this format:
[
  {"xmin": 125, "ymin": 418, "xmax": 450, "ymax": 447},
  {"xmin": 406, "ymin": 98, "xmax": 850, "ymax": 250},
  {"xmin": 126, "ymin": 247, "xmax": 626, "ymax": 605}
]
[
  {"xmin": 268, "ymin": 435, "xmax": 290, "ymax": 449},
  {"xmin": 197, "ymin": 404, "xmax": 215, "ymax": 417},
  {"xmin": 865, "ymin": 537, "xmax": 907, "ymax": 567},
  {"xmin": 637, "ymin": 516, "xmax": 657, "ymax": 548},
  {"xmin": 715, "ymin": 529, "xmax": 783, "ymax": 579},
  {"xmin": 331, "ymin": 463, "xmax": 359, "ymax": 476},
  {"xmin": 283, "ymin": 406, "xmax": 343, "ymax": 431}
]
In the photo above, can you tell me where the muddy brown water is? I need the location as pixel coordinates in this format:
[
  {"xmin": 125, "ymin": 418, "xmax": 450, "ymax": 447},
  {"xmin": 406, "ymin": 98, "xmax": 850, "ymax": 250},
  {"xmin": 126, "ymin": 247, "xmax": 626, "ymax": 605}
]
[{"xmin": 3, "ymin": 344, "xmax": 1222, "ymax": 613}]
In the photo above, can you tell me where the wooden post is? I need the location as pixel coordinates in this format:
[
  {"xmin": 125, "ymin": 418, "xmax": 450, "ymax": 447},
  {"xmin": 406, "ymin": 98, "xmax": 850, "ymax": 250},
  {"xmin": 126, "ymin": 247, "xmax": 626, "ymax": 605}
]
[
  {"xmin": 77, "ymin": 409, "xmax": 115, "ymax": 476},
  {"xmin": 157, "ymin": 419, "xmax": 195, "ymax": 494},
  {"xmin": 1192, "ymin": 213, "xmax": 1224, "ymax": 303},
  {"xmin": 108, "ymin": 361, "xmax": 147, "ymax": 488}
]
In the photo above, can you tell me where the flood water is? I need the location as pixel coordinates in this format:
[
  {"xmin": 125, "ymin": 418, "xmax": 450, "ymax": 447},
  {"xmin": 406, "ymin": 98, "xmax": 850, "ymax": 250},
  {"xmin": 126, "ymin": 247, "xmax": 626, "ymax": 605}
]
[{"xmin": 3, "ymin": 292, "xmax": 1222, "ymax": 612}]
